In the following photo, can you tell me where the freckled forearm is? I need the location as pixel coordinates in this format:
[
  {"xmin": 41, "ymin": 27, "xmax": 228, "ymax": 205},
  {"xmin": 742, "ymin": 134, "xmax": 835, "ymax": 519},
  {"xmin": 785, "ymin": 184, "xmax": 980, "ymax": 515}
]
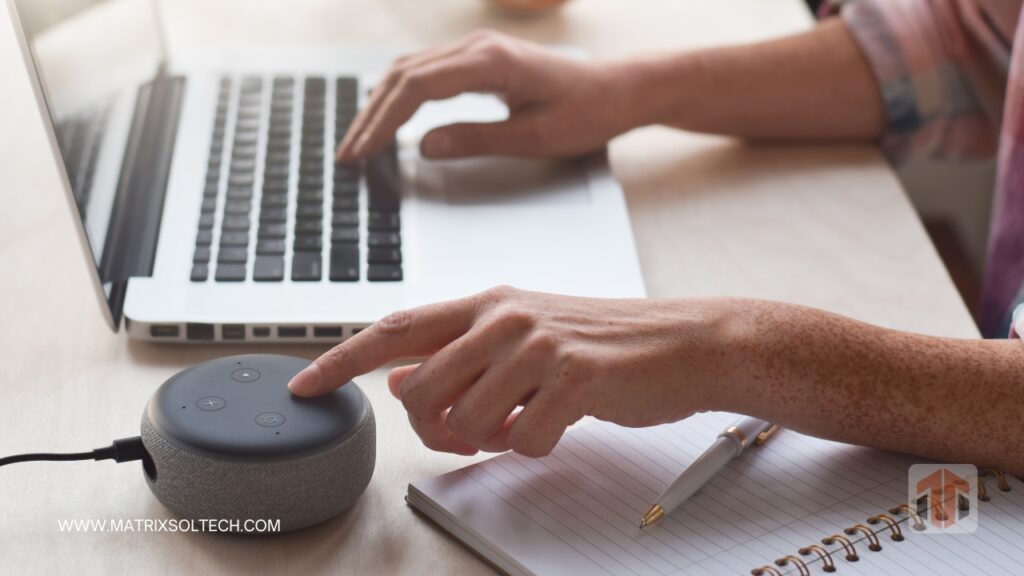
[
  {"xmin": 617, "ymin": 19, "xmax": 883, "ymax": 141},
  {"xmin": 706, "ymin": 299, "xmax": 1024, "ymax": 476}
]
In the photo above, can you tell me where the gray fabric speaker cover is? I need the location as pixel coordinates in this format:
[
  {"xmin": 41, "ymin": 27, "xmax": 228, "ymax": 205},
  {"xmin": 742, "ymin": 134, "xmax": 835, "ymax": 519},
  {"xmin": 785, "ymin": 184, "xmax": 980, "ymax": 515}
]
[{"xmin": 141, "ymin": 397, "xmax": 375, "ymax": 532}]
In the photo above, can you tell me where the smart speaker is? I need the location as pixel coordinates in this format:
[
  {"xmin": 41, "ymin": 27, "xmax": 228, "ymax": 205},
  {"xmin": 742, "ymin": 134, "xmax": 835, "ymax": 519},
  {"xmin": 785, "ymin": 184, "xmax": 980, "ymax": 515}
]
[{"xmin": 140, "ymin": 354, "xmax": 375, "ymax": 532}]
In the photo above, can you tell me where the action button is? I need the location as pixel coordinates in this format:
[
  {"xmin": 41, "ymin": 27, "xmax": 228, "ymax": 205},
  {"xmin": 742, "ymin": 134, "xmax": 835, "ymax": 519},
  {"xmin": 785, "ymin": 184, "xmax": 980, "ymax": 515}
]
[
  {"xmin": 231, "ymin": 368, "xmax": 261, "ymax": 382},
  {"xmin": 197, "ymin": 396, "xmax": 226, "ymax": 411},
  {"xmin": 255, "ymin": 412, "xmax": 286, "ymax": 427}
]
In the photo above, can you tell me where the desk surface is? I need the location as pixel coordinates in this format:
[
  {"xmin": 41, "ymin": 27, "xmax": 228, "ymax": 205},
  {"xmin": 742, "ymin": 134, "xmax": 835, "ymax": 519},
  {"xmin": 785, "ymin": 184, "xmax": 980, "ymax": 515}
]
[{"xmin": 0, "ymin": 1, "xmax": 978, "ymax": 574}]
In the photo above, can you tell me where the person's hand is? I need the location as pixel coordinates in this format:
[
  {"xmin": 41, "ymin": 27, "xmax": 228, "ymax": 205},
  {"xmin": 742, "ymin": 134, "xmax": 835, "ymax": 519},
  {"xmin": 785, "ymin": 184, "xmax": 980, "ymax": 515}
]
[
  {"xmin": 336, "ymin": 30, "xmax": 641, "ymax": 162},
  {"xmin": 288, "ymin": 287, "xmax": 740, "ymax": 457}
]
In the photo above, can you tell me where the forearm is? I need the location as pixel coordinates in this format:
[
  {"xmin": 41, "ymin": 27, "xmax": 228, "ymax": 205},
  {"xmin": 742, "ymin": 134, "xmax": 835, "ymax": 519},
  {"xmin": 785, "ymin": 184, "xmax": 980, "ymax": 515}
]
[
  {"xmin": 708, "ymin": 299, "xmax": 1024, "ymax": 475},
  {"xmin": 614, "ymin": 19, "xmax": 883, "ymax": 141}
]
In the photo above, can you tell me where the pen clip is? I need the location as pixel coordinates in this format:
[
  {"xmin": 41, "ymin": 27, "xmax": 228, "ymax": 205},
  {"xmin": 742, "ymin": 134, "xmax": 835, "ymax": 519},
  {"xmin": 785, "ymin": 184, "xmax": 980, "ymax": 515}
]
[{"xmin": 753, "ymin": 424, "xmax": 780, "ymax": 446}]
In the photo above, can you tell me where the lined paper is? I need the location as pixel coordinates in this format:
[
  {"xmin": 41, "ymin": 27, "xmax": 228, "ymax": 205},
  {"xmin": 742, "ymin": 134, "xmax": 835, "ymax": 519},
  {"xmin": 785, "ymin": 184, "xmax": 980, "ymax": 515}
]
[{"xmin": 409, "ymin": 412, "xmax": 1024, "ymax": 575}]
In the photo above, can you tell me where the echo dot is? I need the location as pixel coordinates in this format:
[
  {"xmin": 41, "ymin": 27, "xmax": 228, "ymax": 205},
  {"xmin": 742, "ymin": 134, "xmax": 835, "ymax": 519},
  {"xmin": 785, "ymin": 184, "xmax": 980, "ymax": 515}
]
[{"xmin": 140, "ymin": 354, "xmax": 375, "ymax": 532}]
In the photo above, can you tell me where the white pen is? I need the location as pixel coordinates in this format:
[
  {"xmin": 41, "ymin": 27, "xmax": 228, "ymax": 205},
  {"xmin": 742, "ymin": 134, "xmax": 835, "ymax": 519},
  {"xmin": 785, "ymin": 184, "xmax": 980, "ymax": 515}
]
[{"xmin": 639, "ymin": 417, "xmax": 779, "ymax": 528}]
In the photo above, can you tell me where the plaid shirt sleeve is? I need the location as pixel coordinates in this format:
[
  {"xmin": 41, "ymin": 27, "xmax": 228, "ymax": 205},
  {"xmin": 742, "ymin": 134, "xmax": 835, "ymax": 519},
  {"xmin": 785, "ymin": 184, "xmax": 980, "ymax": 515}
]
[{"xmin": 827, "ymin": 0, "xmax": 1001, "ymax": 167}]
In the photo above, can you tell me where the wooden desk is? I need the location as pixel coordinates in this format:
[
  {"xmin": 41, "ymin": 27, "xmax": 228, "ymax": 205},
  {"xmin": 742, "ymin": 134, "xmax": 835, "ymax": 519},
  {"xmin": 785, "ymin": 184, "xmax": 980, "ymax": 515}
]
[{"xmin": 0, "ymin": 0, "xmax": 978, "ymax": 574}]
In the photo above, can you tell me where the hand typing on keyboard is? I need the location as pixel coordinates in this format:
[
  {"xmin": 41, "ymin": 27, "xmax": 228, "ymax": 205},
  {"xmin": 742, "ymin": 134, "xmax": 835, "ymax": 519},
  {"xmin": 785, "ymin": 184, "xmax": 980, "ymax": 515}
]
[{"xmin": 336, "ymin": 30, "xmax": 639, "ymax": 162}]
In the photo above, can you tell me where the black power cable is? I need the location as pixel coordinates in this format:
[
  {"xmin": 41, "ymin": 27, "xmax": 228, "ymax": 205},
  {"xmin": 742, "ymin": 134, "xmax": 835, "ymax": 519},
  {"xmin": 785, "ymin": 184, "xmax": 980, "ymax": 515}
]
[{"xmin": 0, "ymin": 437, "xmax": 147, "ymax": 468}]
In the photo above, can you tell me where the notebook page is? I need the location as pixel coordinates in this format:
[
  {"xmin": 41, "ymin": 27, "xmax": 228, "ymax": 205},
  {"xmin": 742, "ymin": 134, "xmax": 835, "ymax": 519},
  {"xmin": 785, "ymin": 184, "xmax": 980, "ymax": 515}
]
[{"xmin": 409, "ymin": 411, "xmax": 925, "ymax": 576}]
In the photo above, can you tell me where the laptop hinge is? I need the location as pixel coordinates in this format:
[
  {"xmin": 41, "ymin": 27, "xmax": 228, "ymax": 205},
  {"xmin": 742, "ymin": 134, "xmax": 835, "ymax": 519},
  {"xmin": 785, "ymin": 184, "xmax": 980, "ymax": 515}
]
[{"xmin": 99, "ymin": 73, "xmax": 185, "ymax": 329}]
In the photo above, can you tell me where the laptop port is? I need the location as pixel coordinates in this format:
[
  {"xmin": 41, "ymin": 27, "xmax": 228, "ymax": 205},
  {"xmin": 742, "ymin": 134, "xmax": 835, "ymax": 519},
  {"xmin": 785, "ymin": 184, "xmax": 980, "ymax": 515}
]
[
  {"xmin": 313, "ymin": 326, "xmax": 343, "ymax": 338},
  {"xmin": 150, "ymin": 325, "xmax": 180, "ymax": 338},
  {"xmin": 186, "ymin": 323, "xmax": 215, "ymax": 341},
  {"xmin": 222, "ymin": 325, "xmax": 245, "ymax": 340},
  {"xmin": 351, "ymin": 328, "xmax": 363, "ymax": 335},
  {"xmin": 253, "ymin": 327, "xmax": 271, "ymax": 337},
  {"xmin": 278, "ymin": 326, "xmax": 307, "ymax": 338}
]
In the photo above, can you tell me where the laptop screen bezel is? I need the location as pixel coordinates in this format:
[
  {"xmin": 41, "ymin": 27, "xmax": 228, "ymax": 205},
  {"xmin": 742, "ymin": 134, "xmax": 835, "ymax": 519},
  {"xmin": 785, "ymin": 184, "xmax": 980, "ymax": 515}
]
[{"xmin": 4, "ymin": 0, "xmax": 169, "ymax": 331}]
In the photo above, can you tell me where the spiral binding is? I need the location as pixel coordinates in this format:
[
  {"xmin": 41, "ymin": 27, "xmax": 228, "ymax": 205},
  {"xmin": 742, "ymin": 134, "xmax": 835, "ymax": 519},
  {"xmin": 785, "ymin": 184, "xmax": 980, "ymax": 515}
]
[{"xmin": 750, "ymin": 471, "xmax": 1015, "ymax": 575}]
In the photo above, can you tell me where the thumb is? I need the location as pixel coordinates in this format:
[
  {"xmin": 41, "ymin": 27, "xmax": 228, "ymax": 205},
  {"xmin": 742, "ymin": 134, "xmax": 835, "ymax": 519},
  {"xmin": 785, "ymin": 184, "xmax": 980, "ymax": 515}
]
[{"xmin": 420, "ymin": 119, "xmax": 543, "ymax": 158}]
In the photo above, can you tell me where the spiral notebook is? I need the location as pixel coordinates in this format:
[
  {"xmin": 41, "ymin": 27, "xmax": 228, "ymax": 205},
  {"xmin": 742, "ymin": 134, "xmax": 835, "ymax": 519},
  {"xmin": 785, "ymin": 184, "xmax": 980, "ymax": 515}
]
[{"xmin": 407, "ymin": 411, "xmax": 1024, "ymax": 575}]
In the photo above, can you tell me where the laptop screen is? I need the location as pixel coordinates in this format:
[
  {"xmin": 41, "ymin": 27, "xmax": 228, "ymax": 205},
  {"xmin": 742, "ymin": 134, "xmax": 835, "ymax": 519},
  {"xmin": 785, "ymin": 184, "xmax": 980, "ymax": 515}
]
[{"xmin": 10, "ymin": 0, "xmax": 164, "ymax": 323}]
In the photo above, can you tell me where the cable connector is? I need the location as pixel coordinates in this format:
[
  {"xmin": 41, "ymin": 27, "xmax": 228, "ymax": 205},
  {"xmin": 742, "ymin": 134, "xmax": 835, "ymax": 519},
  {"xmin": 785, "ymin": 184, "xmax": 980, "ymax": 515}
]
[{"xmin": 0, "ymin": 436, "xmax": 148, "ymax": 468}]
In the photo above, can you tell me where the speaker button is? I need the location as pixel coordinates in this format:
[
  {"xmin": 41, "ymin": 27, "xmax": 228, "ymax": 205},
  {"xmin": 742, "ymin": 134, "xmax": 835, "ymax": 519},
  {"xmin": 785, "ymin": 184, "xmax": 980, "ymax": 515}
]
[
  {"xmin": 197, "ymin": 396, "xmax": 226, "ymax": 411},
  {"xmin": 255, "ymin": 412, "xmax": 286, "ymax": 427},
  {"xmin": 231, "ymin": 368, "xmax": 261, "ymax": 382}
]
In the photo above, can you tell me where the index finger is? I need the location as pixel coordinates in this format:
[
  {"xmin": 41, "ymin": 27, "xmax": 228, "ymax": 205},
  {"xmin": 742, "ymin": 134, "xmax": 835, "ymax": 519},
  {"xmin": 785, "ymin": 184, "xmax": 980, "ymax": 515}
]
[{"xmin": 288, "ymin": 296, "xmax": 480, "ymax": 396}]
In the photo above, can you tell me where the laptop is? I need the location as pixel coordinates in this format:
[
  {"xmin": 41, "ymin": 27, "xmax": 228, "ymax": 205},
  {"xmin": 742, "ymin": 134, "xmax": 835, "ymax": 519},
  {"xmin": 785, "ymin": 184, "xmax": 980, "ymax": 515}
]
[{"xmin": 7, "ymin": 0, "xmax": 646, "ymax": 343}]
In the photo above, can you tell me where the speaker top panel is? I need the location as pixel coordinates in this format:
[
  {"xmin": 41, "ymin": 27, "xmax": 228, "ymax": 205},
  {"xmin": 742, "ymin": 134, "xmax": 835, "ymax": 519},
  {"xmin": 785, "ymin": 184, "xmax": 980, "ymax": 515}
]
[{"xmin": 147, "ymin": 354, "xmax": 366, "ymax": 458}]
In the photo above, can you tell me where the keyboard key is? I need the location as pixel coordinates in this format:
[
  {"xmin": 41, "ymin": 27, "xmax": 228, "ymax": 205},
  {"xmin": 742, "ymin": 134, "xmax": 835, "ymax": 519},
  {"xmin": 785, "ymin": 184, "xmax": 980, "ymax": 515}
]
[
  {"xmin": 333, "ymin": 179, "xmax": 359, "ymax": 196},
  {"xmin": 259, "ymin": 207, "xmax": 287, "ymax": 223},
  {"xmin": 191, "ymin": 263, "xmax": 209, "ymax": 281},
  {"xmin": 258, "ymin": 223, "xmax": 287, "ymax": 238},
  {"xmin": 368, "ymin": 211, "xmax": 400, "ymax": 231},
  {"xmin": 298, "ymin": 190, "xmax": 324, "ymax": 204},
  {"xmin": 218, "ymin": 247, "xmax": 248, "ymax": 263},
  {"xmin": 225, "ymin": 200, "xmax": 251, "ymax": 215},
  {"xmin": 222, "ymin": 215, "xmax": 249, "ymax": 230},
  {"xmin": 263, "ymin": 178, "xmax": 288, "ymax": 194},
  {"xmin": 368, "ymin": 264, "xmax": 403, "ymax": 282},
  {"xmin": 228, "ymin": 174, "xmax": 254, "ymax": 187},
  {"xmin": 215, "ymin": 263, "xmax": 246, "ymax": 282},
  {"xmin": 291, "ymin": 252, "xmax": 322, "ymax": 281},
  {"xmin": 220, "ymin": 231, "xmax": 249, "ymax": 246},
  {"xmin": 367, "ymin": 247, "xmax": 401, "ymax": 264},
  {"xmin": 256, "ymin": 239, "xmax": 286, "ymax": 254},
  {"xmin": 231, "ymin": 159, "xmax": 256, "ymax": 172},
  {"xmin": 296, "ymin": 204, "xmax": 322, "ymax": 218},
  {"xmin": 330, "ymin": 245, "xmax": 360, "ymax": 281},
  {"xmin": 332, "ymin": 211, "xmax": 359, "ymax": 227},
  {"xmin": 196, "ymin": 230, "xmax": 213, "ymax": 246},
  {"xmin": 262, "ymin": 193, "xmax": 288, "ymax": 208},
  {"xmin": 367, "ymin": 231, "xmax": 400, "ymax": 248},
  {"xmin": 264, "ymin": 163, "xmax": 289, "ymax": 178},
  {"xmin": 199, "ymin": 213, "xmax": 215, "ymax": 229},
  {"xmin": 201, "ymin": 198, "xmax": 216, "ymax": 212},
  {"xmin": 331, "ymin": 227, "xmax": 359, "ymax": 244},
  {"xmin": 294, "ymin": 235, "xmax": 322, "ymax": 251},
  {"xmin": 366, "ymin": 142, "xmax": 401, "ymax": 210},
  {"xmin": 226, "ymin": 187, "xmax": 252, "ymax": 200},
  {"xmin": 296, "ymin": 219, "xmax": 322, "ymax": 235},
  {"xmin": 333, "ymin": 197, "xmax": 359, "ymax": 211},
  {"xmin": 298, "ymin": 174, "xmax": 323, "ymax": 188},
  {"xmin": 253, "ymin": 256, "xmax": 285, "ymax": 281},
  {"xmin": 193, "ymin": 246, "xmax": 211, "ymax": 263}
]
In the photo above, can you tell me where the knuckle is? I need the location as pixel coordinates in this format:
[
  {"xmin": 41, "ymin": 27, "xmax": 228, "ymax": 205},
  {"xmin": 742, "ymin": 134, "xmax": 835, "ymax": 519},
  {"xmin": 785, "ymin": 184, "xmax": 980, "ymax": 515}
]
[
  {"xmin": 508, "ymin": 427, "xmax": 555, "ymax": 458},
  {"xmin": 555, "ymin": 349, "xmax": 593, "ymax": 388},
  {"xmin": 480, "ymin": 284, "xmax": 519, "ymax": 303},
  {"xmin": 374, "ymin": 309, "xmax": 414, "ymax": 336},
  {"xmin": 486, "ymin": 305, "xmax": 535, "ymax": 336},
  {"xmin": 400, "ymin": 70, "xmax": 429, "ymax": 96},
  {"xmin": 523, "ymin": 329, "xmax": 559, "ymax": 357},
  {"xmin": 321, "ymin": 344, "xmax": 353, "ymax": 370},
  {"xmin": 445, "ymin": 408, "xmax": 480, "ymax": 442}
]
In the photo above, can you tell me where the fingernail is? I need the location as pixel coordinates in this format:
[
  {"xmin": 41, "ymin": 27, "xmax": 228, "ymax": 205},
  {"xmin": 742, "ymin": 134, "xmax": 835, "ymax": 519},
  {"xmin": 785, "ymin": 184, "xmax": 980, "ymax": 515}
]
[
  {"xmin": 422, "ymin": 132, "xmax": 450, "ymax": 157},
  {"xmin": 288, "ymin": 362, "xmax": 321, "ymax": 394}
]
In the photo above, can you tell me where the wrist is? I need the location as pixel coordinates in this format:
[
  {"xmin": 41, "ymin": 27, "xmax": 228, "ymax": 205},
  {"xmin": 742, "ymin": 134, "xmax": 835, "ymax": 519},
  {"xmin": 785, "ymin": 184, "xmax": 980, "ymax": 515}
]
[
  {"xmin": 693, "ymin": 297, "xmax": 762, "ymax": 413},
  {"xmin": 602, "ymin": 51, "xmax": 697, "ymax": 132}
]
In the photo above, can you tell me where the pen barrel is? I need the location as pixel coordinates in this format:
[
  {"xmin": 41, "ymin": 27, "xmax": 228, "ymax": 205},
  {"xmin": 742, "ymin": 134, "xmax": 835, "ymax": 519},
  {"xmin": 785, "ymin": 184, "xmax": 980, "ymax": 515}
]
[{"xmin": 658, "ymin": 437, "xmax": 736, "ymax": 512}]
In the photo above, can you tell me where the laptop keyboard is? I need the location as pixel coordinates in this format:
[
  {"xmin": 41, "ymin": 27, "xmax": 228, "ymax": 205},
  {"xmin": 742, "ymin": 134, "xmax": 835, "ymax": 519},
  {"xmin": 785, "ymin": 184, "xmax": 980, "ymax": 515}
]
[{"xmin": 192, "ymin": 75, "xmax": 403, "ymax": 283}]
